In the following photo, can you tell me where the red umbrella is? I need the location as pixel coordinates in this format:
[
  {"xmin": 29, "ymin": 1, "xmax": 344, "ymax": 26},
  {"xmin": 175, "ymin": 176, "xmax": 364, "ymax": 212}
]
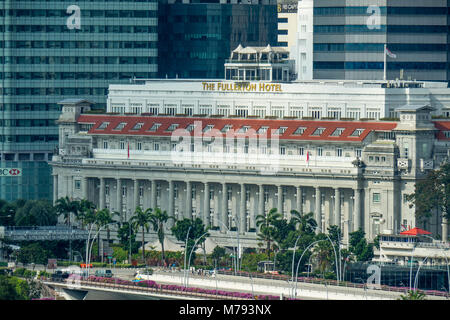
[{"xmin": 400, "ymin": 227, "xmax": 432, "ymax": 236}]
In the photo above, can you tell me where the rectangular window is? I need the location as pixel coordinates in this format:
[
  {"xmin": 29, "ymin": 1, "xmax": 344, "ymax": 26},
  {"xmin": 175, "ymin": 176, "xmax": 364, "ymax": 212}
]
[
  {"xmin": 122, "ymin": 186, "xmax": 127, "ymax": 196},
  {"xmin": 317, "ymin": 147, "xmax": 323, "ymax": 157},
  {"xmin": 74, "ymin": 180, "xmax": 81, "ymax": 190},
  {"xmin": 154, "ymin": 143, "xmax": 160, "ymax": 151},
  {"xmin": 103, "ymin": 141, "xmax": 108, "ymax": 149},
  {"xmin": 298, "ymin": 147, "xmax": 304, "ymax": 156},
  {"xmin": 373, "ymin": 193, "xmax": 381, "ymax": 203},
  {"xmin": 137, "ymin": 142, "xmax": 142, "ymax": 151},
  {"xmin": 336, "ymin": 148, "xmax": 343, "ymax": 157}
]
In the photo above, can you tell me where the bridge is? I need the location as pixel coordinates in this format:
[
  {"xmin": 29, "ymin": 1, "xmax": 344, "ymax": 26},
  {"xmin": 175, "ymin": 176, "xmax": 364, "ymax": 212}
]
[{"xmin": 0, "ymin": 226, "xmax": 89, "ymax": 241}]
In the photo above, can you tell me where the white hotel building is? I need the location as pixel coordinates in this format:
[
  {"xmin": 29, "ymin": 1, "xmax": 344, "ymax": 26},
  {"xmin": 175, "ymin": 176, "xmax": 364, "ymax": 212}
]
[{"xmin": 51, "ymin": 47, "xmax": 450, "ymax": 249}]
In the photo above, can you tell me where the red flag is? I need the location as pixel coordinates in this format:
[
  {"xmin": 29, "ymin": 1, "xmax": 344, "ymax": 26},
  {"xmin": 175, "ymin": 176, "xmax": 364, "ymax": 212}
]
[
  {"xmin": 127, "ymin": 142, "xmax": 130, "ymax": 159},
  {"xmin": 306, "ymin": 151, "xmax": 309, "ymax": 162}
]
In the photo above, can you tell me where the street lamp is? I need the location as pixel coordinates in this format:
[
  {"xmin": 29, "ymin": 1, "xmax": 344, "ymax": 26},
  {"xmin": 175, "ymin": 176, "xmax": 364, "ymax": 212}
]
[
  {"xmin": 186, "ymin": 231, "xmax": 209, "ymax": 287},
  {"xmin": 215, "ymin": 218, "xmax": 238, "ymax": 276},
  {"xmin": 182, "ymin": 226, "xmax": 191, "ymax": 287}
]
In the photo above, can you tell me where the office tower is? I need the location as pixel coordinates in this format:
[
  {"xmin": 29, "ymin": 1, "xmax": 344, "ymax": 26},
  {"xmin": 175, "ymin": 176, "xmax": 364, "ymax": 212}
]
[
  {"xmin": 296, "ymin": 0, "xmax": 449, "ymax": 81},
  {"xmin": 158, "ymin": 0, "xmax": 278, "ymax": 79},
  {"xmin": 276, "ymin": 0, "xmax": 298, "ymax": 55},
  {"xmin": 0, "ymin": 0, "xmax": 158, "ymax": 201}
]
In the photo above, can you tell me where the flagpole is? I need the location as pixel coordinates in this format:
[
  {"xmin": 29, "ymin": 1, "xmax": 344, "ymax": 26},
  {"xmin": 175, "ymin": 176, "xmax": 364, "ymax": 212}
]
[{"xmin": 383, "ymin": 43, "xmax": 387, "ymax": 81}]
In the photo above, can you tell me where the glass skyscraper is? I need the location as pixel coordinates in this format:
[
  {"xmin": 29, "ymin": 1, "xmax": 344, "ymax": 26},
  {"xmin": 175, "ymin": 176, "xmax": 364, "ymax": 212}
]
[
  {"xmin": 296, "ymin": 0, "xmax": 450, "ymax": 82},
  {"xmin": 0, "ymin": 0, "xmax": 158, "ymax": 201},
  {"xmin": 158, "ymin": 0, "xmax": 278, "ymax": 79}
]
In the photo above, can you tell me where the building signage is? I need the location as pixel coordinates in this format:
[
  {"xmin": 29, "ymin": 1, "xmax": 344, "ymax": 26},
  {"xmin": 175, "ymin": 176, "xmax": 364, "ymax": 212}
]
[
  {"xmin": 277, "ymin": 3, "xmax": 298, "ymax": 13},
  {"xmin": 202, "ymin": 82, "xmax": 283, "ymax": 92},
  {"xmin": 0, "ymin": 168, "xmax": 22, "ymax": 176}
]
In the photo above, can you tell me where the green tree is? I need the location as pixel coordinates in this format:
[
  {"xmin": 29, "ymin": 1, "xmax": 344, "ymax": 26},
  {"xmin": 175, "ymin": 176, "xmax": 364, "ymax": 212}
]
[
  {"xmin": 255, "ymin": 208, "xmax": 282, "ymax": 260},
  {"xmin": 0, "ymin": 275, "xmax": 31, "ymax": 300},
  {"xmin": 406, "ymin": 162, "xmax": 450, "ymax": 236},
  {"xmin": 349, "ymin": 229, "xmax": 374, "ymax": 262},
  {"xmin": 55, "ymin": 196, "xmax": 81, "ymax": 227},
  {"xmin": 14, "ymin": 200, "xmax": 57, "ymax": 226},
  {"xmin": 130, "ymin": 206, "xmax": 152, "ymax": 262},
  {"xmin": 290, "ymin": 210, "xmax": 317, "ymax": 234},
  {"xmin": 211, "ymin": 246, "xmax": 227, "ymax": 267},
  {"xmin": 94, "ymin": 208, "xmax": 114, "ymax": 260},
  {"xmin": 148, "ymin": 207, "xmax": 174, "ymax": 266},
  {"xmin": 117, "ymin": 221, "xmax": 139, "ymax": 256},
  {"xmin": 17, "ymin": 243, "xmax": 49, "ymax": 265},
  {"xmin": 171, "ymin": 218, "xmax": 209, "ymax": 266}
]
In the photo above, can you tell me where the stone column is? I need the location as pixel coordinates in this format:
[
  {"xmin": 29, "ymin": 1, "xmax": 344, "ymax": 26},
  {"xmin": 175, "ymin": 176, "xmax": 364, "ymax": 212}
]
[
  {"xmin": 240, "ymin": 184, "xmax": 246, "ymax": 234},
  {"xmin": 221, "ymin": 183, "xmax": 228, "ymax": 233},
  {"xmin": 186, "ymin": 181, "xmax": 192, "ymax": 219},
  {"xmin": 442, "ymin": 216, "xmax": 448, "ymax": 243},
  {"xmin": 117, "ymin": 178, "xmax": 123, "ymax": 223},
  {"xmin": 168, "ymin": 180, "xmax": 175, "ymax": 228},
  {"xmin": 53, "ymin": 174, "xmax": 58, "ymax": 205},
  {"xmin": 259, "ymin": 185, "xmax": 264, "ymax": 216},
  {"xmin": 82, "ymin": 177, "xmax": 88, "ymax": 200},
  {"xmin": 133, "ymin": 179, "xmax": 139, "ymax": 211},
  {"xmin": 315, "ymin": 187, "xmax": 321, "ymax": 232},
  {"xmin": 334, "ymin": 188, "xmax": 341, "ymax": 228},
  {"xmin": 277, "ymin": 185, "xmax": 283, "ymax": 216},
  {"xmin": 204, "ymin": 182, "xmax": 210, "ymax": 227},
  {"xmin": 354, "ymin": 188, "xmax": 362, "ymax": 232},
  {"xmin": 99, "ymin": 177, "xmax": 105, "ymax": 210},
  {"xmin": 296, "ymin": 186, "xmax": 302, "ymax": 214},
  {"xmin": 151, "ymin": 180, "xmax": 157, "ymax": 209}
]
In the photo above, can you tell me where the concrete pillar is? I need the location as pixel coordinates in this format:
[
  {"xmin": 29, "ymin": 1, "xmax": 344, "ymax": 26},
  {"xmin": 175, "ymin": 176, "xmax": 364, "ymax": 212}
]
[
  {"xmin": 168, "ymin": 180, "xmax": 175, "ymax": 228},
  {"xmin": 151, "ymin": 180, "xmax": 157, "ymax": 209},
  {"xmin": 259, "ymin": 185, "xmax": 264, "ymax": 216},
  {"xmin": 296, "ymin": 186, "xmax": 302, "ymax": 214},
  {"xmin": 277, "ymin": 185, "xmax": 283, "ymax": 216},
  {"xmin": 221, "ymin": 183, "xmax": 228, "ymax": 233},
  {"xmin": 315, "ymin": 187, "xmax": 321, "ymax": 232},
  {"xmin": 204, "ymin": 182, "xmax": 210, "ymax": 227},
  {"xmin": 186, "ymin": 181, "xmax": 192, "ymax": 219},
  {"xmin": 99, "ymin": 177, "xmax": 105, "ymax": 209},
  {"xmin": 334, "ymin": 188, "xmax": 341, "ymax": 228},
  {"xmin": 354, "ymin": 188, "xmax": 362, "ymax": 231},
  {"xmin": 117, "ymin": 178, "xmax": 123, "ymax": 223},
  {"xmin": 52, "ymin": 174, "xmax": 58, "ymax": 204},
  {"xmin": 240, "ymin": 184, "xmax": 246, "ymax": 234},
  {"xmin": 133, "ymin": 179, "xmax": 139, "ymax": 211}
]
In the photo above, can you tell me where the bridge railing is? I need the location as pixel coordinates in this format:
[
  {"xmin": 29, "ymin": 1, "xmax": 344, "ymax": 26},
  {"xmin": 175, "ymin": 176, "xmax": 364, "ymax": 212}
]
[{"xmin": 216, "ymin": 270, "xmax": 449, "ymax": 298}]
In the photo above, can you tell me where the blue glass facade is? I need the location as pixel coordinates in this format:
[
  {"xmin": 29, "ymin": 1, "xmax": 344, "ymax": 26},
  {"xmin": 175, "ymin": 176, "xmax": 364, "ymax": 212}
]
[
  {"xmin": 0, "ymin": 0, "xmax": 158, "ymax": 201},
  {"xmin": 158, "ymin": 2, "xmax": 278, "ymax": 79},
  {"xmin": 312, "ymin": 2, "xmax": 450, "ymax": 81}
]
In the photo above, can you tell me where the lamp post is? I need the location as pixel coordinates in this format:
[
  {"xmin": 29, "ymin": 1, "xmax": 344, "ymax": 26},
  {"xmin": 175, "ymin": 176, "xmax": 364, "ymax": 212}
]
[
  {"xmin": 186, "ymin": 231, "xmax": 209, "ymax": 287},
  {"xmin": 308, "ymin": 223, "xmax": 340, "ymax": 284},
  {"xmin": 215, "ymin": 218, "xmax": 238, "ymax": 276},
  {"xmin": 86, "ymin": 222, "xmax": 114, "ymax": 279},
  {"xmin": 182, "ymin": 226, "xmax": 191, "ymax": 287}
]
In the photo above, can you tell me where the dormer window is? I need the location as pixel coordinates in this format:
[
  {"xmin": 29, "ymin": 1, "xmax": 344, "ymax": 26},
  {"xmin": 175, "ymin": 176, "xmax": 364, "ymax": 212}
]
[
  {"xmin": 97, "ymin": 122, "xmax": 110, "ymax": 130},
  {"xmin": 131, "ymin": 122, "xmax": 144, "ymax": 131},
  {"xmin": 203, "ymin": 124, "xmax": 214, "ymax": 133},
  {"xmin": 148, "ymin": 123, "xmax": 161, "ymax": 132},
  {"xmin": 186, "ymin": 124, "xmax": 196, "ymax": 132},
  {"xmin": 165, "ymin": 123, "xmax": 179, "ymax": 132},
  {"xmin": 350, "ymin": 128, "xmax": 364, "ymax": 137},
  {"xmin": 113, "ymin": 122, "xmax": 127, "ymax": 131},
  {"xmin": 275, "ymin": 126, "xmax": 288, "ymax": 135},
  {"xmin": 293, "ymin": 127, "xmax": 306, "ymax": 135},
  {"xmin": 257, "ymin": 126, "xmax": 269, "ymax": 134},
  {"xmin": 311, "ymin": 127, "xmax": 325, "ymax": 136},
  {"xmin": 238, "ymin": 126, "xmax": 251, "ymax": 133},
  {"xmin": 221, "ymin": 124, "xmax": 233, "ymax": 133},
  {"xmin": 331, "ymin": 128, "xmax": 345, "ymax": 137}
]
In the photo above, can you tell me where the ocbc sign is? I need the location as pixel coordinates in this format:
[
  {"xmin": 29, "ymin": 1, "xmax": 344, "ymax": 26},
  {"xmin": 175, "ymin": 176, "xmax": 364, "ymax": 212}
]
[{"xmin": 0, "ymin": 168, "xmax": 22, "ymax": 176}]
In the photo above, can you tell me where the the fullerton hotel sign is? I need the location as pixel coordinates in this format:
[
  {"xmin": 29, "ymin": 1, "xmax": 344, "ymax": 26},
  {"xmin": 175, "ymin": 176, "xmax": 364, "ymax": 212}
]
[{"xmin": 202, "ymin": 82, "xmax": 283, "ymax": 92}]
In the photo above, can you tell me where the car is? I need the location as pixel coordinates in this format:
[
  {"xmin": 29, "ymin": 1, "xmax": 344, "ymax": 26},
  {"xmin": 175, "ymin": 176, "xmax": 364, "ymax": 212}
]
[{"xmin": 94, "ymin": 269, "xmax": 113, "ymax": 278}]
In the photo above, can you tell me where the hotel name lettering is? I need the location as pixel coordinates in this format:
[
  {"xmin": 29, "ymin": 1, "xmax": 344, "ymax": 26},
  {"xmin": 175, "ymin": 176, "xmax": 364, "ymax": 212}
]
[{"xmin": 202, "ymin": 82, "xmax": 283, "ymax": 92}]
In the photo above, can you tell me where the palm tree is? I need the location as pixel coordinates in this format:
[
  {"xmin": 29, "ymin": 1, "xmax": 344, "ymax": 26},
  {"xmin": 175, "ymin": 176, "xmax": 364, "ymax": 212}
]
[
  {"xmin": 130, "ymin": 206, "xmax": 152, "ymax": 263},
  {"xmin": 77, "ymin": 199, "xmax": 96, "ymax": 228},
  {"xmin": 94, "ymin": 208, "xmax": 114, "ymax": 261},
  {"xmin": 255, "ymin": 208, "xmax": 282, "ymax": 260},
  {"xmin": 312, "ymin": 241, "xmax": 333, "ymax": 276},
  {"xmin": 149, "ymin": 207, "xmax": 174, "ymax": 266},
  {"xmin": 55, "ymin": 196, "xmax": 80, "ymax": 226},
  {"xmin": 290, "ymin": 210, "xmax": 317, "ymax": 234}
]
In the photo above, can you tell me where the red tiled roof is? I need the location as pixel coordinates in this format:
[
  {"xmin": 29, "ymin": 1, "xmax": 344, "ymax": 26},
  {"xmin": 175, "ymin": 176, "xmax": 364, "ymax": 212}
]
[
  {"xmin": 78, "ymin": 114, "xmax": 400, "ymax": 142},
  {"xmin": 434, "ymin": 121, "xmax": 450, "ymax": 141}
]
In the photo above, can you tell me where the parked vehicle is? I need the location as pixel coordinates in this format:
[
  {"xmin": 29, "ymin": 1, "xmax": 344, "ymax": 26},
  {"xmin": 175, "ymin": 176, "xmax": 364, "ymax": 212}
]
[{"xmin": 94, "ymin": 269, "xmax": 113, "ymax": 278}]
